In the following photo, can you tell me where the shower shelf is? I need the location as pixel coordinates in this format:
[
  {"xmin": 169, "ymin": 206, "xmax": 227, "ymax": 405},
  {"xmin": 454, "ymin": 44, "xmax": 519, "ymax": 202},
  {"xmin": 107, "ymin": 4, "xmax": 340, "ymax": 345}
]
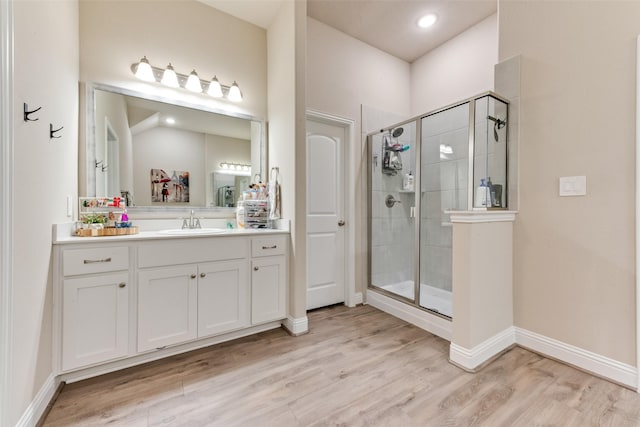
[{"xmin": 398, "ymin": 189, "xmax": 425, "ymax": 193}]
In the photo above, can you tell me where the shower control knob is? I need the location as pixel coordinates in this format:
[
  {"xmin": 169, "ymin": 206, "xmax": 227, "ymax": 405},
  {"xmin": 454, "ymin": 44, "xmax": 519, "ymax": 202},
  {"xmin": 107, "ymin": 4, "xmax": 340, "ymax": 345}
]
[{"xmin": 338, "ymin": 220, "xmax": 345, "ymax": 226}]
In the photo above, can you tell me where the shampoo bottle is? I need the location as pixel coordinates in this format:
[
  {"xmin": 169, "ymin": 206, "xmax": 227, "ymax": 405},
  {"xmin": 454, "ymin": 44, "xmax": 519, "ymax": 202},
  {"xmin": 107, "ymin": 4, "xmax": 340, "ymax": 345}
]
[{"xmin": 474, "ymin": 178, "xmax": 489, "ymax": 208}]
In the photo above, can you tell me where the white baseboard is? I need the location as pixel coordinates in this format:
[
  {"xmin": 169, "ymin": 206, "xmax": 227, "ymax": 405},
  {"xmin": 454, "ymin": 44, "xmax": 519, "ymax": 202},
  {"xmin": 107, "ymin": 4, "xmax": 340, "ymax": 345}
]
[
  {"xmin": 449, "ymin": 327, "xmax": 516, "ymax": 371},
  {"xmin": 284, "ymin": 315, "xmax": 308, "ymax": 335},
  {"xmin": 366, "ymin": 289, "xmax": 451, "ymax": 341},
  {"xmin": 348, "ymin": 292, "xmax": 363, "ymax": 307},
  {"xmin": 16, "ymin": 373, "xmax": 59, "ymax": 427},
  {"xmin": 515, "ymin": 327, "xmax": 638, "ymax": 389}
]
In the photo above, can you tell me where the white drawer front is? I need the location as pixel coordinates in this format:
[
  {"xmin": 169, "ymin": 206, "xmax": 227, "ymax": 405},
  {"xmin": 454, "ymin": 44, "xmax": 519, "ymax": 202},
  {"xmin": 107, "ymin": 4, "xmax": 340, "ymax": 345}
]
[
  {"xmin": 251, "ymin": 236, "xmax": 286, "ymax": 258},
  {"xmin": 63, "ymin": 247, "xmax": 129, "ymax": 276},
  {"xmin": 138, "ymin": 237, "xmax": 248, "ymax": 268}
]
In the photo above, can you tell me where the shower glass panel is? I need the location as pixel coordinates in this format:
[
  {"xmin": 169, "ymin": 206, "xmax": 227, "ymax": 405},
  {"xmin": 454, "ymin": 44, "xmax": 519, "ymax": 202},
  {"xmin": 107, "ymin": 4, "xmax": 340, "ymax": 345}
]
[
  {"xmin": 418, "ymin": 103, "xmax": 470, "ymax": 317},
  {"xmin": 369, "ymin": 121, "xmax": 417, "ymax": 302}
]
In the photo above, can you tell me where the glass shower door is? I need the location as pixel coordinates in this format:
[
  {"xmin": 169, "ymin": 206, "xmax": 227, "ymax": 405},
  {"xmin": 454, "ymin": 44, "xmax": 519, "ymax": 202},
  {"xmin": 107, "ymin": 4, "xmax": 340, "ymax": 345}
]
[
  {"xmin": 418, "ymin": 103, "xmax": 470, "ymax": 318},
  {"xmin": 369, "ymin": 121, "xmax": 417, "ymax": 302}
]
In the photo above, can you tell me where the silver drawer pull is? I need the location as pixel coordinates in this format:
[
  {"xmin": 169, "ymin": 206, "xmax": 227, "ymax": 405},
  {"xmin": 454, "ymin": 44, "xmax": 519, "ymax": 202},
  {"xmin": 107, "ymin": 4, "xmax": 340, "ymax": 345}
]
[
  {"xmin": 262, "ymin": 245, "xmax": 277, "ymax": 250},
  {"xmin": 83, "ymin": 257, "xmax": 112, "ymax": 264}
]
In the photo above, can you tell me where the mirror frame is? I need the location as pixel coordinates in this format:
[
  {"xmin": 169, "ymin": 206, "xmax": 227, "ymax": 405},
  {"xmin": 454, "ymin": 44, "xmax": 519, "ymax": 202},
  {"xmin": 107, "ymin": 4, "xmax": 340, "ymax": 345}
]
[{"xmin": 80, "ymin": 82, "xmax": 267, "ymax": 217}]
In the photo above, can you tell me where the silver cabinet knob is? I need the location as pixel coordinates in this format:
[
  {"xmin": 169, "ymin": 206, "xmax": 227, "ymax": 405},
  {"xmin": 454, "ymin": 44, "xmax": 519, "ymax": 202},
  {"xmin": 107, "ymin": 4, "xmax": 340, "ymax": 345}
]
[
  {"xmin": 254, "ymin": 266, "xmax": 259, "ymax": 271},
  {"xmin": 190, "ymin": 274, "xmax": 196, "ymax": 279},
  {"xmin": 118, "ymin": 282, "xmax": 126, "ymax": 288},
  {"xmin": 338, "ymin": 220, "xmax": 345, "ymax": 226},
  {"xmin": 200, "ymin": 273, "xmax": 206, "ymax": 278}
]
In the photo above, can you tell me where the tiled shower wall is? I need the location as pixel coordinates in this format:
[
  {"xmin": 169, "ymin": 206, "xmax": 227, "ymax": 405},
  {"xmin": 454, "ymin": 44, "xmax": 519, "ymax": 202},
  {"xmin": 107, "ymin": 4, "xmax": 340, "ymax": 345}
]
[{"xmin": 420, "ymin": 104, "xmax": 469, "ymax": 292}]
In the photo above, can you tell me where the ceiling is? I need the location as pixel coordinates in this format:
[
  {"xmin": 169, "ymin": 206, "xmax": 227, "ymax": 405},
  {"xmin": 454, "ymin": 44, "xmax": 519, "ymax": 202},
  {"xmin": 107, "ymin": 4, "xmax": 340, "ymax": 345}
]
[{"xmin": 200, "ymin": 0, "xmax": 496, "ymax": 63}]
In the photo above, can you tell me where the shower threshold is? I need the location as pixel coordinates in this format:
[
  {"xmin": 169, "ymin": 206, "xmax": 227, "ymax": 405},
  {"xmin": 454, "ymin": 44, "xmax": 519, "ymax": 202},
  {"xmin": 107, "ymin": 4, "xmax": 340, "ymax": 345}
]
[{"xmin": 379, "ymin": 280, "xmax": 452, "ymax": 318}]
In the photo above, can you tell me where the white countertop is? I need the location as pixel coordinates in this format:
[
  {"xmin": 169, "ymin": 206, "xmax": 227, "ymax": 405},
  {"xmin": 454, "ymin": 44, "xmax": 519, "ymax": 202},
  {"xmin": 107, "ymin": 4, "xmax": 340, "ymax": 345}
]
[{"xmin": 53, "ymin": 220, "xmax": 290, "ymax": 245}]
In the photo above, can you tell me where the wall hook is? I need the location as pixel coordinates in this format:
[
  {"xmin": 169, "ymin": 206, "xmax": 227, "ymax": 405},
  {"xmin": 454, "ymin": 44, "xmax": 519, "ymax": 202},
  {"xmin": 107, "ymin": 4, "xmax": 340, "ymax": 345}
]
[
  {"xmin": 50, "ymin": 124, "xmax": 63, "ymax": 139},
  {"xmin": 23, "ymin": 103, "xmax": 41, "ymax": 122}
]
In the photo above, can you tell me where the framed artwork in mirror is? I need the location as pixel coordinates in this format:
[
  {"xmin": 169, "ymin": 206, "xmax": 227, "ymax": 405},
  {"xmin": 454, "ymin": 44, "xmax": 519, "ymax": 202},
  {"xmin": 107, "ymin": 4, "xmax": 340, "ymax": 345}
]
[{"xmin": 151, "ymin": 169, "xmax": 190, "ymax": 203}]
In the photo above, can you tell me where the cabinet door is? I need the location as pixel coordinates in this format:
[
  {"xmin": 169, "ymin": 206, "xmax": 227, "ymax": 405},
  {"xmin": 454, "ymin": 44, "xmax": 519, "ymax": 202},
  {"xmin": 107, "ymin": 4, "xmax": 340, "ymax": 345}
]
[
  {"xmin": 62, "ymin": 272, "xmax": 129, "ymax": 371},
  {"xmin": 138, "ymin": 265, "xmax": 197, "ymax": 352},
  {"xmin": 198, "ymin": 260, "xmax": 249, "ymax": 338},
  {"xmin": 251, "ymin": 256, "xmax": 287, "ymax": 324}
]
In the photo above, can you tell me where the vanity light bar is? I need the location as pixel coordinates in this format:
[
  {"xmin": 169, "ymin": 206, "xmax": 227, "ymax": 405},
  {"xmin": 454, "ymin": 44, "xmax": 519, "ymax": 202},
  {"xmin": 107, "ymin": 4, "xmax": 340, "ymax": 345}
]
[
  {"xmin": 220, "ymin": 162, "xmax": 251, "ymax": 172},
  {"xmin": 131, "ymin": 56, "xmax": 243, "ymax": 102}
]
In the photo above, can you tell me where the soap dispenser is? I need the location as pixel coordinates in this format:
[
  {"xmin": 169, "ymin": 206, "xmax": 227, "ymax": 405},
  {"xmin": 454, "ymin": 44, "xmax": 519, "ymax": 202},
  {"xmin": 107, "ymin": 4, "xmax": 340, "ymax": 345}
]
[{"xmin": 403, "ymin": 171, "xmax": 414, "ymax": 191}]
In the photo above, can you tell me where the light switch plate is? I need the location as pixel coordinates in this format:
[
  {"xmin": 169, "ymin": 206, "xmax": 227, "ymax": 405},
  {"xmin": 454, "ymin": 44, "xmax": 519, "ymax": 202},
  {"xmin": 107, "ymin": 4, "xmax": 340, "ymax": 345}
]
[{"xmin": 559, "ymin": 176, "xmax": 587, "ymax": 196}]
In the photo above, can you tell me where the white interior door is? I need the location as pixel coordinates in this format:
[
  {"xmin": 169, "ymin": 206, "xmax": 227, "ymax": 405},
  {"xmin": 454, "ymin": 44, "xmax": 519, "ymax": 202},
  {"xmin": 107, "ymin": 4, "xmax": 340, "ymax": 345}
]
[{"xmin": 306, "ymin": 119, "xmax": 346, "ymax": 310}]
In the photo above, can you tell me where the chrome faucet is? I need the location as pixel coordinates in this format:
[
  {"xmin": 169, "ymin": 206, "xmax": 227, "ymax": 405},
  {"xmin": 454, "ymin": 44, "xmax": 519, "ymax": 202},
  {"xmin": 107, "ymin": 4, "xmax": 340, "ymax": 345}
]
[{"xmin": 182, "ymin": 210, "xmax": 201, "ymax": 229}]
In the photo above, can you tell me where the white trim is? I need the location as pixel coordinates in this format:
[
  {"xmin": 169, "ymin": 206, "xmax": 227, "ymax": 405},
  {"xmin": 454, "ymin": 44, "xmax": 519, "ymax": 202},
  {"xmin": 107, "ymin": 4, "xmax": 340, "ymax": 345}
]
[
  {"xmin": 0, "ymin": 0, "xmax": 13, "ymax": 424},
  {"xmin": 447, "ymin": 210, "xmax": 518, "ymax": 223},
  {"xmin": 305, "ymin": 110, "xmax": 357, "ymax": 308},
  {"xmin": 351, "ymin": 292, "xmax": 363, "ymax": 306},
  {"xmin": 516, "ymin": 327, "xmax": 637, "ymax": 389},
  {"xmin": 283, "ymin": 315, "xmax": 308, "ymax": 335},
  {"xmin": 636, "ymin": 35, "xmax": 640, "ymax": 393},
  {"xmin": 15, "ymin": 374, "xmax": 58, "ymax": 427},
  {"xmin": 366, "ymin": 289, "xmax": 452, "ymax": 341},
  {"xmin": 449, "ymin": 327, "xmax": 516, "ymax": 371}
]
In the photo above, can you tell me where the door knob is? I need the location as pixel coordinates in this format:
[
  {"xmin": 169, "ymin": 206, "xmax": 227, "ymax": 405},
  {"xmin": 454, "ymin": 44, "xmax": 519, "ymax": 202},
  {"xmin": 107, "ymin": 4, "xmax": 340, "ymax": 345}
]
[{"xmin": 338, "ymin": 220, "xmax": 345, "ymax": 226}]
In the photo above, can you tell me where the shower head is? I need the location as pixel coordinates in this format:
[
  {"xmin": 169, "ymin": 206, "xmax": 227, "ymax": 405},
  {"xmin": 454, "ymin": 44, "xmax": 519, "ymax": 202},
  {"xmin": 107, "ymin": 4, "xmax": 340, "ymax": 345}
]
[{"xmin": 392, "ymin": 127, "xmax": 404, "ymax": 138}]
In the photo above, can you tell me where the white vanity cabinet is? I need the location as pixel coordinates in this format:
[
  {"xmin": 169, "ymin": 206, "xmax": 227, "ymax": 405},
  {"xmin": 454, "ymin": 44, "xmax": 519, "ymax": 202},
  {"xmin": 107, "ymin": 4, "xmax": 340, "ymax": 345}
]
[
  {"xmin": 136, "ymin": 237, "xmax": 251, "ymax": 353},
  {"xmin": 54, "ymin": 230, "xmax": 289, "ymax": 379},
  {"xmin": 251, "ymin": 236, "xmax": 287, "ymax": 324},
  {"xmin": 59, "ymin": 247, "xmax": 131, "ymax": 371}
]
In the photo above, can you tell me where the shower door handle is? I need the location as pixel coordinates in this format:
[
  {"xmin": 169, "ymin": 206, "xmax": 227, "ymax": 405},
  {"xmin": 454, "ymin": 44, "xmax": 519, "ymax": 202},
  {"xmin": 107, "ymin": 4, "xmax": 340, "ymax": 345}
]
[{"xmin": 338, "ymin": 220, "xmax": 345, "ymax": 227}]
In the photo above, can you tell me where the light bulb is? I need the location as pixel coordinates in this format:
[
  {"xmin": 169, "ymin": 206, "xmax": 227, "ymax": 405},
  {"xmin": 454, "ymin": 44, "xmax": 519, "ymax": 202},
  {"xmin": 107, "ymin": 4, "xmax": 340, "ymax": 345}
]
[
  {"xmin": 207, "ymin": 76, "xmax": 223, "ymax": 97},
  {"xmin": 418, "ymin": 14, "xmax": 437, "ymax": 28},
  {"xmin": 227, "ymin": 81, "xmax": 243, "ymax": 102},
  {"xmin": 185, "ymin": 69, "xmax": 202, "ymax": 93},
  {"xmin": 134, "ymin": 56, "xmax": 155, "ymax": 82},
  {"xmin": 161, "ymin": 63, "xmax": 179, "ymax": 88}
]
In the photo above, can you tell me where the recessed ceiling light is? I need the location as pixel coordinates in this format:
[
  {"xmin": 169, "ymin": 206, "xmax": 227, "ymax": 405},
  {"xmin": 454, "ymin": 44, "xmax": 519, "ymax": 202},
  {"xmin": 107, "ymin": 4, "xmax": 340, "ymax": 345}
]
[
  {"xmin": 165, "ymin": 117, "xmax": 175, "ymax": 125},
  {"xmin": 418, "ymin": 14, "xmax": 437, "ymax": 29}
]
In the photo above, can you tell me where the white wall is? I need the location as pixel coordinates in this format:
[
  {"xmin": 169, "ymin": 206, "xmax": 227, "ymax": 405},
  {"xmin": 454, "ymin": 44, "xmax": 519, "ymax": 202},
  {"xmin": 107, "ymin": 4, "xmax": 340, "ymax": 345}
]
[
  {"xmin": 499, "ymin": 1, "xmax": 639, "ymax": 365},
  {"xmin": 94, "ymin": 90, "xmax": 134, "ymax": 198},
  {"xmin": 80, "ymin": 0, "xmax": 267, "ymax": 120},
  {"xmin": 268, "ymin": 0, "xmax": 306, "ymax": 318},
  {"xmin": 205, "ymin": 134, "xmax": 251, "ymax": 206},
  {"xmin": 132, "ymin": 127, "xmax": 206, "ymax": 206},
  {"xmin": 10, "ymin": 1, "xmax": 79, "ymax": 425},
  {"xmin": 411, "ymin": 13, "xmax": 497, "ymax": 115},
  {"xmin": 307, "ymin": 17, "xmax": 411, "ymax": 297}
]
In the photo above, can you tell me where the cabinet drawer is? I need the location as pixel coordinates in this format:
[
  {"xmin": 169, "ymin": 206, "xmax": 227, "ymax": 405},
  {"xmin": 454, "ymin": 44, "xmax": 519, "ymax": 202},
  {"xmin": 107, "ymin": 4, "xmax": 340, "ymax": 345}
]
[
  {"xmin": 63, "ymin": 247, "xmax": 129, "ymax": 276},
  {"xmin": 138, "ymin": 237, "xmax": 248, "ymax": 268},
  {"xmin": 251, "ymin": 236, "xmax": 286, "ymax": 258}
]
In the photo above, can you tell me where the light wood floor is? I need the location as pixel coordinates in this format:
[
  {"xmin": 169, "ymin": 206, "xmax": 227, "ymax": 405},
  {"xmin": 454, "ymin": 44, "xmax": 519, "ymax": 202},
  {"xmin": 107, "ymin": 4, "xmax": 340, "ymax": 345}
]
[{"xmin": 43, "ymin": 305, "xmax": 640, "ymax": 426}]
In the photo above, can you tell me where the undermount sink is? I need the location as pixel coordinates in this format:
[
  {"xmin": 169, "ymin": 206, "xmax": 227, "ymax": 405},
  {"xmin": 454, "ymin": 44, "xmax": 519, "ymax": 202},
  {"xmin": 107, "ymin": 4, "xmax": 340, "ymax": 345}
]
[{"xmin": 158, "ymin": 228, "xmax": 228, "ymax": 235}]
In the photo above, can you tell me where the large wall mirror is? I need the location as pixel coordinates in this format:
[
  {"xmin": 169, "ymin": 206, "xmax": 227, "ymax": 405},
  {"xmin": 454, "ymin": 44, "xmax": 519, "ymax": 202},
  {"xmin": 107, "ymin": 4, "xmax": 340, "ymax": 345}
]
[{"xmin": 81, "ymin": 83, "xmax": 266, "ymax": 211}]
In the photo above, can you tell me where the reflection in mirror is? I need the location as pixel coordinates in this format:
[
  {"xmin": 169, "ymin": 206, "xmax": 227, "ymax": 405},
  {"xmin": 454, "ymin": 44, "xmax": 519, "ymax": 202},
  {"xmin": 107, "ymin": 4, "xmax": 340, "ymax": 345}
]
[
  {"xmin": 83, "ymin": 84, "xmax": 265, "ymax": 210},
  {"xmin": 213, "ymin": 172, "xmax": 251, "ymax": 207}
]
